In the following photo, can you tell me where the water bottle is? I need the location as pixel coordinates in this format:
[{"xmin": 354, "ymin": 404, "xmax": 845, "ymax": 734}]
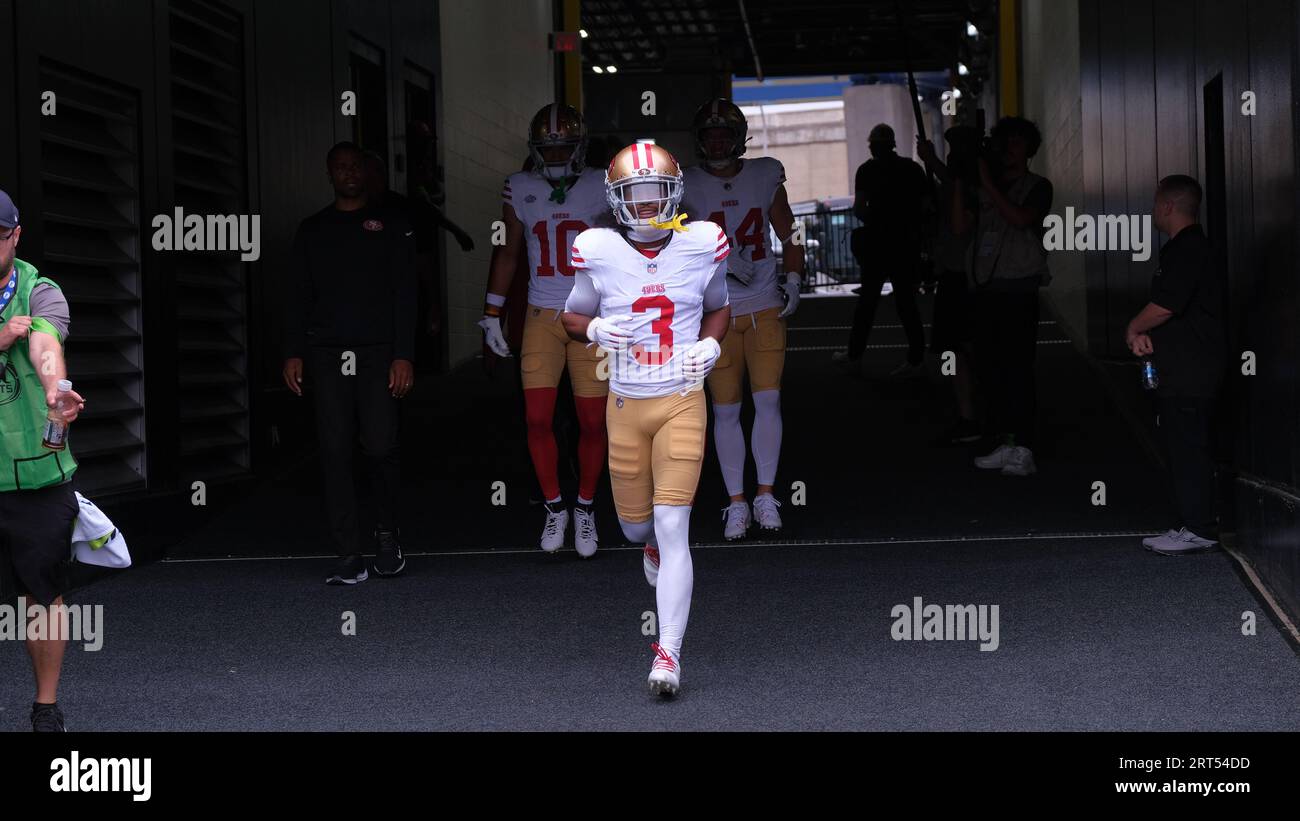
[
  {"xmin": 1141, "ymin": 360, "xmax": 1159, "ymax": 391},
  {"xmin": 42, "ymin": 379, "xmax": 73, "ymax": 451}
]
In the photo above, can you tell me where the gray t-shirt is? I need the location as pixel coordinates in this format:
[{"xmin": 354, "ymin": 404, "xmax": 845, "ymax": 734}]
[{"xmin": 29, "ymin": 283, "xmax": 70, "ymax": 340}]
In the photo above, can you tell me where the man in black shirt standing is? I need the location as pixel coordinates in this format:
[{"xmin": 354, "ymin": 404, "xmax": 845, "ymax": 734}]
[
  {"xmin": 1126, "ymin": 175, "xmax": 1226, "ymax": 555},
  {"xmin": 282, "ymin": 141, "xmax": 418, "ymax": 583},
  {"xmin": 834, "ymin": 124, "xmax": 930, "ymax": 374}
]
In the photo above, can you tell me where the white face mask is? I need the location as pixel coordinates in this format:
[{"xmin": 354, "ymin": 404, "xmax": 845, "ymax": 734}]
[
  {"xmin": 540, "ymin": 162, "xmax": 569, "ymax": 180},
  {"xmin": 621, "ymin": 182, "xmax": 671, "ymax": 226}
]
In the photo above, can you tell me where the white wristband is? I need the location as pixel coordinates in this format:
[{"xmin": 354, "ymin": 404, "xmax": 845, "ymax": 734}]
[{"xmin": 485, "ymin": 293, "xmax": 507, "ymax": 308}]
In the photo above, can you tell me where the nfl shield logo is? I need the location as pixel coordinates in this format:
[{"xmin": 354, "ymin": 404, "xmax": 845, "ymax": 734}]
[{"xmin": 647, "ymin": 262, "xmax": 657, "ymax": 274}]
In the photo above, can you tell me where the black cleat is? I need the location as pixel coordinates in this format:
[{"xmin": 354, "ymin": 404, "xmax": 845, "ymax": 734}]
[
  {"xmin": 326, "ymin": 553, "xmax": 369, "ymax": 585},
  {"xmin": 31, "ymin": 702, "xmax": 66, "ymax": 732},
  {"xmin": 372, "ymin": 528, "xmax": 406, "ymax": 577}
]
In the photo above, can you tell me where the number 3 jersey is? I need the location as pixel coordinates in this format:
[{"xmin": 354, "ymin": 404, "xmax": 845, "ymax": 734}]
[
  {"xmin": 681, "ymin": 157, "xmax": 786, "ymax": 316},
  {"xmin": 567, "ymin": 221, "xmax": 731, "ymax": 399},
  {"xmin": 503, "ymin": 167, "xmax": 609, "ymax": 310}
]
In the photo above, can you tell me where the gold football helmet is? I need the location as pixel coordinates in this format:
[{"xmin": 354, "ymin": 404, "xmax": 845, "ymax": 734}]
[
  {"xmin": 691, "ymin": 98, "xmax": 748, "ymax": 169},
  {"xmin": 528, "ymin": 103, "xmax": 588, "ymax": 180},
  {"xmin": 605, "ymin": 142, "xmax": 685, "ymax": 240}
]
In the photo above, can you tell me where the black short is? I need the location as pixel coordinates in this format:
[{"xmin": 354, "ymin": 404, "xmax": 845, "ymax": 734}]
[
  {"xmin": 0, "ymin": 481, "xmax": 79, "ymax": 606},
  {"xmin": 931, "ymin": 269, "xmax": 975, "ymax": 353}
]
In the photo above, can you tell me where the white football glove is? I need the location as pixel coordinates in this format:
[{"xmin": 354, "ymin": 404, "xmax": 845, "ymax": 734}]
[
  {"xmin": 477, "ymin": 315, "xmax": 512, "ymax": 357},
  {"xmin": 682, "ymin": 337, "xmax": 722, "ymax": 382},
  {"xmin": 586, "ymin": 314, "xmax": 635, "ymax": 351},
  {"xmin": 778, "ymin": 274, "xmax": 801, "ymax": 318}
]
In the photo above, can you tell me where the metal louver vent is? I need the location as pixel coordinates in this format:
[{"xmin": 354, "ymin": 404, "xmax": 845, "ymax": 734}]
[
  {"xmin": 169, "ymin": 0, "xmax": 250, "ymax": 482},
  {"xmin": 38, "ymin": 61, "xmax": 146, "ymax": 494}
]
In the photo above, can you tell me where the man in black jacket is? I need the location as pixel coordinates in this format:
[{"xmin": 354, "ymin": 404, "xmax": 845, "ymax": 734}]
[
  {"xmin": 282, "ymin": 142, "xmax": 418, "ymax": 584},
  {"xmin": 1126, "ymin": 175, "xmax": 1226, "ymax": 555}
]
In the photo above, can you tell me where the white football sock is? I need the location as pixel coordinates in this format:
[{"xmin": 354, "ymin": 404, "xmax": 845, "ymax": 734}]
[
  {"xmin": 751, "ymin": 389, "xmax": 783, "ymax": 487},
  {"xmin": 652, "ymin": 504, "xmax": 693, "ymax": 658},
  {"xmin": 712, "ymin": 401, "xmax": 745, "ymax": 497}
]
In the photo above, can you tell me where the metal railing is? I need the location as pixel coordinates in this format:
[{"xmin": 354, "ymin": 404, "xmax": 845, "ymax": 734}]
[{"xmin": 777, "ymin": 206, "xmax": 862, "ymax": 292}]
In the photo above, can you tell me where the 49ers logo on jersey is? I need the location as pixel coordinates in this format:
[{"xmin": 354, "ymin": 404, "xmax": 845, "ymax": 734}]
[{"xmin": 363, "ymin": 219, "xmax": 384, "ymax": 231}]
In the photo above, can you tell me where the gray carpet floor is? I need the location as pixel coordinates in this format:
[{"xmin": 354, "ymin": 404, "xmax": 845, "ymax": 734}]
[{"xmin": 4, "ymin": 294, "xmax": 1296, "ymax": 730}]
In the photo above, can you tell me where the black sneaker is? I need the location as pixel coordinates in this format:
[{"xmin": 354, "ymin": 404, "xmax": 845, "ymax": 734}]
[
  {"xmin": 372, "ymin": 528, "xmax": 406, "ymax": 577},
  {"xmin": 31, "ymin": 702, "xmax": 66, "ymax": 732},
  {"xmin": 326, "ymin": 553, "xmax": 369, "ymax": 585},
  {"xmin": 934, "ymin": 418, "xmax": 982, "ymax": 446}
]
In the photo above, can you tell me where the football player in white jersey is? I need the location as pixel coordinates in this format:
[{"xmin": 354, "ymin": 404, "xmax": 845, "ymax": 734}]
[
  {"xmin": 561, "ymin": 141, "xmax": 732, "ymax": 697},
  {"xmin": 478, "ymin": 104, "xmax": 610, "ymax": 557},
  {"xmin": 680, "ymin": 98, "xmax": 805, "ymax": 540}
]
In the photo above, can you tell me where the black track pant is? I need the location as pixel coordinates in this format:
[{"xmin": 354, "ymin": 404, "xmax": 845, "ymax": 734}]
[
  {"xmin": 307, "ymin": 344, "xmax": 401, "ymax": 557},
  {"xmin": 848, "ymin": 244, "xmax": 925, "ymax": 364},
  {"xmin": 972, "ymin": 288, "xmax": 1040, "ymax": 447},
  {"xmin": 1158, "ymin": 396, "xmax": 1217, "ymax": 537}
]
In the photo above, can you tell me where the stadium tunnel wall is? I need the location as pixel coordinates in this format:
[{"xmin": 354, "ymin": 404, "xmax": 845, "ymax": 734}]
[{"xmin": 1020, "ymin": 0, "xmax": 1300, "ymax": 621}]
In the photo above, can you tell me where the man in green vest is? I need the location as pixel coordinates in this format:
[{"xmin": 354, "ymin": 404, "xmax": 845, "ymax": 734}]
[{"xmin": 0, "ymin": 190, "xmax": 86, "ymax": 731}]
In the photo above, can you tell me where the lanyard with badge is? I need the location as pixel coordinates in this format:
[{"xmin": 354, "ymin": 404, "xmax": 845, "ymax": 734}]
[{"xmin": 0, "ymin": 265, "xmax": 17, "ymax": 372}]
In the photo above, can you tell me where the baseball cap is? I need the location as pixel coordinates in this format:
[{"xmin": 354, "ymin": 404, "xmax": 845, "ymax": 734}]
[{"xmin": 0, "ymin": 189, "xmax": 18, "ymax": 229}]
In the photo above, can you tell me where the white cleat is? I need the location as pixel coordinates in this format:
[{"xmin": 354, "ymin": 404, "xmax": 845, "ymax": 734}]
[
  {"xmin": 752, "ymin": 493, "xmax": 783, "ymax": 531},
  {"xmin": 574, "ymin": 505, "xmax": 599, "ymax": 558},
  {"xmin": 1141, "ymin": 529, "xmax": 1181, "ymax": 549},
  {"xmin": 1143, "ymin": 527, "xmax": 1220, "ymax": 555},
  {"xmin": 647, "ymin": 642, "xmax": 681, "ymax": 697},
  {"xmin": 722, "ymin": 500, "xmax": 751, "ymax": 541},
  {"xmin": 540, "ymin": 503, "xmax": 569, "ymax": 553},
  {"xmin": 1001, "ymin": 446, "xmax": 1037, "ymax": 476},
  {"xmin": 643, "ymin": 544, "xmax": 660, "ymax": 587},
  {"xmin": 974, "ymin": 444, "xmax": 1014, "ymax": 470}
]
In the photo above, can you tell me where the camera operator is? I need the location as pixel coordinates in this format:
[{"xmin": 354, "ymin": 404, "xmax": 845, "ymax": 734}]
[{"xmin": 953, "ymin": 117, "xmax": 1053, "ymax": 477}]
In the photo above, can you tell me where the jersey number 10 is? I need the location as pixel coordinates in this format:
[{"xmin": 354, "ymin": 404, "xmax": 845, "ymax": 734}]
[{"xmin": 533, "ymin": 219, "xmax": 589, "ymax": 276}]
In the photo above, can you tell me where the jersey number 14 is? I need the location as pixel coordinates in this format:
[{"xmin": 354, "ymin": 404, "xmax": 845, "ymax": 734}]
[{"xmin": 708, "ymin": 208, "xmax": 766, "ymax": 261}]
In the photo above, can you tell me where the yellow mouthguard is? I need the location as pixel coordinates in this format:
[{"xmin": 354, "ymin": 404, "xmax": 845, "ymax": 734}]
[{"xmin": 649, "ymin": 212, "xmax": 689, "ymax": 232}]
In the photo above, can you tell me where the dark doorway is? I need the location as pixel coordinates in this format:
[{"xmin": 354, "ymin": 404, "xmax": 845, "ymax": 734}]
[
  {"xmin": 1202, "ymin": 74, "xmax": 1226, "ymax": 261},
  {"xmin": 349, "ymin": 36, "xmax": 388, "ymax": 158},
  {"xmin": 403, "ymin": 66, "xmax": 445, "ymax": 373},
  {"xmin": 1201, "ymin": 73, "xmax": 1234, "ymax": 490}
]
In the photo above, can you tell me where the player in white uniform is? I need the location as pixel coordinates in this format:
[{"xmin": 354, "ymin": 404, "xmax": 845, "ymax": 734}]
[
  {"xmin": 680, "ymin": 98, "xmax": 805, "ymax": 540},
  {"xmin": 562, "ymin": 141, "xmax": 732, "ymax": 696},
  {"xmin": 478, "ymin": 104, "xmax": 610, "ymax": 557}
]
